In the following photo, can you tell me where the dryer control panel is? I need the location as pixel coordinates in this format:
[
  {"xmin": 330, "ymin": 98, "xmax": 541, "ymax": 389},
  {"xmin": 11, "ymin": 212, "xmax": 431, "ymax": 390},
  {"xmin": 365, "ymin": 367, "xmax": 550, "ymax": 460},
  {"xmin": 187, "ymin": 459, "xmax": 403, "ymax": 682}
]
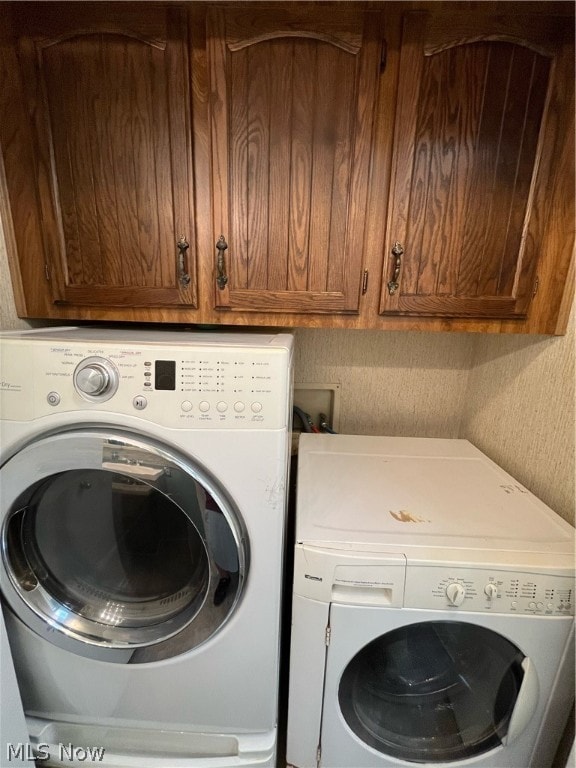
[
  {"xmin": 0, "ymin": 332, "xmax": 293, "ymax": 429},
  {"xmin": 405, "ymin": 565, "xmax": 574, "ymax": 616}
]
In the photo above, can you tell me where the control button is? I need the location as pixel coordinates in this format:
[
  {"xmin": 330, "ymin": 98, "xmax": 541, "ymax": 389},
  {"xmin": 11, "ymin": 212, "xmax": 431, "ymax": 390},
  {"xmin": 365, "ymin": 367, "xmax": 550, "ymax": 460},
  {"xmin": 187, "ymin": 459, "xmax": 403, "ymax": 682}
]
[
  {"xmin": 529, "ymin": 602, "xmax": 537, "ymax": 610},
  {"xmin": 181, "ymin": 400, "xmax": 193, "ymax": 412},
  {"xmin": 511, "ymin": 601, "xmax": 518, "ymax": 609},
  {"xmin": 47, "ymin": 391, "xmax": 60, "ymax": 406},
  {"xmin": 547, "ymin": 603, "xmax": 554, "ymax": 610},
  {"xmin": 144, "ymin": 382, "xmax": 152, "ymax": 387},
  {"xmin": 133, "ymin": 396, "xmax": 147, "ymax": 411},
  {"xmin": 537, "ymin": 602, "xmax": 544, "ymax": 610},
  {"xmin": 251, "ymin": 402, "xmax": 263, "ymax": 413},
  {"xmin": 199, "ymin": 401, "xmax": 210, "ymax": 413},
  {"xmin": 445, "ymin": 583, "xmax": 466, "ymax": 607},
  {"xmin": 216, "ymin": 401, "xmax": 228, "ymax": 413},
  {"xmin": 144, "ymin": 372, "xmax": 152, "ymax": 378},
  {"xmin": 234, "ymin": 401, "xmax": 245, "ymax": 413},
  {"xmin": 144, "ymin": 362, "xmax": 152, "ymax": 367},
  {"xmin": 484, "ymin": 584, "xmax": 498, "ymax": 601}
]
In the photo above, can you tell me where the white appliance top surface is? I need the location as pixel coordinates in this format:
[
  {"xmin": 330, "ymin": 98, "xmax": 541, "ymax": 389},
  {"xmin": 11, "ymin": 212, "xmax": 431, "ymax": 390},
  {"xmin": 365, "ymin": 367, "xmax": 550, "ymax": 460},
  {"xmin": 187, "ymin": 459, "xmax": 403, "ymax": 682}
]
[
  {"xmin": 0, "ymin": 326, "xmax": 293, "ymax": 350},
  {"xmin": 296, "ymin": 434, "xmax": 575, "ymax": 559}
]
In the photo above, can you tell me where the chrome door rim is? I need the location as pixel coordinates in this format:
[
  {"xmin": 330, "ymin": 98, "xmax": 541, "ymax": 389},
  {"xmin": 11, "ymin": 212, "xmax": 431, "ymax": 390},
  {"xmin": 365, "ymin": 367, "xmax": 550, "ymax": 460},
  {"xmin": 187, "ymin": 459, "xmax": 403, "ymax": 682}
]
[{"xmin": 0, "ymin": 427, "xmax": 248, "ymax": 654}]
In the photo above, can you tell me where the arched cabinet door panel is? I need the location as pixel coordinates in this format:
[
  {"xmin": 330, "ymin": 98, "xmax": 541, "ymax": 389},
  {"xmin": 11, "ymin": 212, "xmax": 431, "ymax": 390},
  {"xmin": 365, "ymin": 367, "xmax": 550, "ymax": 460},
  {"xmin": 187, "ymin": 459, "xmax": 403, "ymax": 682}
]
[
  {"xmin": 12, "ymin": 3, "xmax": 197, "ymax": 309},
  {"xmin": 380, "ymin": 11, "xmax": 573, "ymax": 320},
  {"xmin": 207, "ymin": 6, "xmax": 382, "ymax": 315}
]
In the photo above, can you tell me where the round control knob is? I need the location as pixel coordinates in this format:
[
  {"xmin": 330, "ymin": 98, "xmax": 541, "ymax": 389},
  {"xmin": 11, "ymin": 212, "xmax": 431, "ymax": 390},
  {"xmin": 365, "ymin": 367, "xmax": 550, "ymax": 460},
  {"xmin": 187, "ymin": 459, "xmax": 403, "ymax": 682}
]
[
  {"xmin": 484, "ymin": 583, "xmax": 498, "ymax": 601},
  {"xmin": 74, "ymin": 357, "xmax": 119, "ymax": 401},
  {"xmin": 76, "ymin": 364, "xmax": 109, "ymax": 395},
  {"xmin": 446, "ymin": 582, "xmax": 466, "ymax": 607}
]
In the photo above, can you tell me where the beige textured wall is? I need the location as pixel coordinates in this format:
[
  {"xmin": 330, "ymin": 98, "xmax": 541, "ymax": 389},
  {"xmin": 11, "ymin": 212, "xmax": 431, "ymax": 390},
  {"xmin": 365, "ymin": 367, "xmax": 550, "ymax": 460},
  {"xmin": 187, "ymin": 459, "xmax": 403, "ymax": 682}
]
[
  {"xmin": 294, "ymin": 328, "xmax": 475, "ymax": 438},
  {"xmin": 0, "ymin": 215, "xmax": 31, "ymax": 331},
  {"xmin": 460, "ymin": 306, "xmax": 575, "ymax": 525}
]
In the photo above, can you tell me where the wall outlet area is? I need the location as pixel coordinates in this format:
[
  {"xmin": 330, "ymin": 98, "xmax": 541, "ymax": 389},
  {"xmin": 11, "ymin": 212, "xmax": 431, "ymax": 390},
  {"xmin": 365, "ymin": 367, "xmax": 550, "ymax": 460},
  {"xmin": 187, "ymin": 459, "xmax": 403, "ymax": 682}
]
[{"xmin": 292, "ymin": 383, "xmax": 341, "ymax": 436}]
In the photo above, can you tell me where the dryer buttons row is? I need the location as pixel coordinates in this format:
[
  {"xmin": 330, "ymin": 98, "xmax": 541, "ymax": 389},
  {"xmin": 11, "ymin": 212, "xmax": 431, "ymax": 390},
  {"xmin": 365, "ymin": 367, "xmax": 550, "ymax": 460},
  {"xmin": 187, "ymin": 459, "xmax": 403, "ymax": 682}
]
[
  {"xmin": 180, "ymin": 400, "xmax": 262, "ymax": 414},
  {"xmin": 131, "ymin": 397, "xmax": 264, "ymax": 414},
  {"xmin": 48, "ymin": 392, "xmax": 264, "ymax": 416}
]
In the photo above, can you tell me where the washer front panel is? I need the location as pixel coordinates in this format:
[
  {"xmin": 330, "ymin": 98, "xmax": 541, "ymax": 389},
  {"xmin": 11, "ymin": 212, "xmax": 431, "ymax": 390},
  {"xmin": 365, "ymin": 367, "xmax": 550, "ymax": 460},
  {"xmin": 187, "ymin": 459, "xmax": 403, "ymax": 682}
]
[{"xmin": 318, "ymin": 604, "xmax": 573, "ymax": 768}]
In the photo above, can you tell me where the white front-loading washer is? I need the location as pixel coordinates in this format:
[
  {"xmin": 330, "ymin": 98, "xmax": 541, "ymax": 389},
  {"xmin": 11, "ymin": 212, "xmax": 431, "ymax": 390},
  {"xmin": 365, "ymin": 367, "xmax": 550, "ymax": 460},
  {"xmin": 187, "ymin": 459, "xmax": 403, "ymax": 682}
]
[
  {"xmin": 287, "ymin": 434, "xmax": 575, "ymax": 768},
  {"xmin": 0, "ymin": 327, "xmax": 293, "ymax": 768}
]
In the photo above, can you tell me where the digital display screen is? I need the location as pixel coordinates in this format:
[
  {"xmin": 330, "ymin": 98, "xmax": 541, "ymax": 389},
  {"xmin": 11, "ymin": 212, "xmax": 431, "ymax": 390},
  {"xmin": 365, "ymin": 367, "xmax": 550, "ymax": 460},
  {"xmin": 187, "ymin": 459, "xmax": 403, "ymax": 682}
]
[{"xmin": 155, "ymin": 360, "xmax": 176, "ymax": 391}]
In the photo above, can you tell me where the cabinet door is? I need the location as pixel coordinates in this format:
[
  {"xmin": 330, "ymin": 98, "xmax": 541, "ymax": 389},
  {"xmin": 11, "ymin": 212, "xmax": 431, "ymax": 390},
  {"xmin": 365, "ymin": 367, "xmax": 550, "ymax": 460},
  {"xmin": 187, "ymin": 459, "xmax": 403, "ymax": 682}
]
[
  {"xmin": 208, "ymin": 6, "xmax": 381, "ymax": 314},
  {"xmin": 380, "ymin": 12, "xmax": 570, "ymax": 320},
  {"xmin": 13, "ymin": 3, "xmax": 196, "ymax": 308}
]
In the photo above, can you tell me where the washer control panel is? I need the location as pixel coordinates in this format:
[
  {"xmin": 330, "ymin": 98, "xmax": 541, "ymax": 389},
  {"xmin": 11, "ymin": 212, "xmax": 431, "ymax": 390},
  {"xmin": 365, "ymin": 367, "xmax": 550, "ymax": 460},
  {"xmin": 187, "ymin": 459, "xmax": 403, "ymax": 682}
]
[
  {"xmin": 405, "ymin": 566, "xmax": 574, "ymax": 616},
  {"xmin": 0, "ymin": 334, "xmax": 293, "ymax": 429}
]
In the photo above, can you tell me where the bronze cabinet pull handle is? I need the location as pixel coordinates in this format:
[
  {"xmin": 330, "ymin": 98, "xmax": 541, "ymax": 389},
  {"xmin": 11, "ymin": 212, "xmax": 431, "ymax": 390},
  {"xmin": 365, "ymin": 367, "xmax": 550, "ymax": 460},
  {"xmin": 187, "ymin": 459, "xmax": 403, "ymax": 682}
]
[
  {"xmin": 388, "ymin": 241, "xmax": 404, "ymax": 295},
  {"xmin": 216, "ymin": 235, "xmax": 228, "ymax": 289},
  {"xmin": 177, "ymin": 236, "xmax": 191, "ymax": 286}
]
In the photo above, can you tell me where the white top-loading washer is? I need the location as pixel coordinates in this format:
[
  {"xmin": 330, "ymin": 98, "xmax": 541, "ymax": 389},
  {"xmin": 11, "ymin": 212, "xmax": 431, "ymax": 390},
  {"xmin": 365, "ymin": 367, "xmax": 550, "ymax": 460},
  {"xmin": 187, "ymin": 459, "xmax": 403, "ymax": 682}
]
[{"xmin": 287, "ymin": 434, "xmax": 575, "ymax": 768}]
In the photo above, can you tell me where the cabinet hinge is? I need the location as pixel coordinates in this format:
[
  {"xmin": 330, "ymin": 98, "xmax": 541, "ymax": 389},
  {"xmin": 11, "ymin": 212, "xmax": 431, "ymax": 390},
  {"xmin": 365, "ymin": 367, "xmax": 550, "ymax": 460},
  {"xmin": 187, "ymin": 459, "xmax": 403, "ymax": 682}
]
[
  {"xmin": 380, "ymin": 40, "xmax": 387, "ymax": 72},
  {"xmin": 316, "ymin": 744, "xmax": 322, "ymax": 767},
  {"xmin": 361, "ymin": 269, "xmax": 369, "ymax": 295},
  {"xmin": 532, "ymin": 275, "xmax": 539, "ymax": 297},
  {"xmin": 44, "ymin": 263, "xmax": 50, "ymax": 281},
  {"xmin": 325, "ymin": 625, "xmax": 331, "ymax": 646}
]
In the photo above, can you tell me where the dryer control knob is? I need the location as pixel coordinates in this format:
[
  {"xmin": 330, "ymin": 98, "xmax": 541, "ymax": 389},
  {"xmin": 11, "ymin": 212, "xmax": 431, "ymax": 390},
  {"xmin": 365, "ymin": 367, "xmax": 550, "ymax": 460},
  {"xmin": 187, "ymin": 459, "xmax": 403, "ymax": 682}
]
[
  {"xmin": 74, "ymin": 358, "xmax": 119, "ymax": 400},
  {"xmin": 446, "ymin": 582, "xmax": 466, "ymax": 606},
  {"xmin": 484, "ymin": 583, "xmax": 498, "ymax": 601},
  {"xmin": 76, "ymin": 364, "xmax": 109, "ymax": 395}
]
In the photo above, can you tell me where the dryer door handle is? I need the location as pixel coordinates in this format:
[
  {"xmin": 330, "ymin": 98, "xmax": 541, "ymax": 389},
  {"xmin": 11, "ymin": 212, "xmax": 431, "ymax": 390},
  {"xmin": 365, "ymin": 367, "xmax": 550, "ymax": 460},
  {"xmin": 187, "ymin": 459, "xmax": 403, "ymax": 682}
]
[{"xmin": 504, "ymin": 657, "xmax": 539, "ymax": 745}]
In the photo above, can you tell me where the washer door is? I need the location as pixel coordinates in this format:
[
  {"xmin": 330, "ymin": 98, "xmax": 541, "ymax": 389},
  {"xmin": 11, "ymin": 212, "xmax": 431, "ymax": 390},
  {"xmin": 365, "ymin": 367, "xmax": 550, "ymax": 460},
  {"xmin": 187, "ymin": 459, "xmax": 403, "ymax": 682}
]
[
  {"xmin": 0, "ymin": 429, "xmax": 247, "ymax": 662},
  {"xmin": 338, "ymin": 620, "xmax": 528, "ymax": 763}
]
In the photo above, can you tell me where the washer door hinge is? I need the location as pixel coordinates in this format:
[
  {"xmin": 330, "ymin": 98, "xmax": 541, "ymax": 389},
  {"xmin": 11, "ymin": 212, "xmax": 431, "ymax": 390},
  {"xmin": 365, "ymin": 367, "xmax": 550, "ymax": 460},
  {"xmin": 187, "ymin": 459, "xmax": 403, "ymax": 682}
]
[
  {"xmin": 316, "ymin": 744, "xmax": 322, "ymax": 766},
  {"xmin": 325, "ymin": 625, "xmax": 331, "ymax": 646}
]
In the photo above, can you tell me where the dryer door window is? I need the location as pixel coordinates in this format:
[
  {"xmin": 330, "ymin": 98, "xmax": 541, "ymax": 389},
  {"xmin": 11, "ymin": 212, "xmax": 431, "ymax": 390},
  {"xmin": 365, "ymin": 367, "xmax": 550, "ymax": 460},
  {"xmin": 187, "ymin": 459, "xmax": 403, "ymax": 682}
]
[
  {"xmin": 338, "ymin": 621, "xmax": 525, "ymax": 763},
  {"xmin": 0, "ymin": 429, "xmax": 247, "ymax": 662}
]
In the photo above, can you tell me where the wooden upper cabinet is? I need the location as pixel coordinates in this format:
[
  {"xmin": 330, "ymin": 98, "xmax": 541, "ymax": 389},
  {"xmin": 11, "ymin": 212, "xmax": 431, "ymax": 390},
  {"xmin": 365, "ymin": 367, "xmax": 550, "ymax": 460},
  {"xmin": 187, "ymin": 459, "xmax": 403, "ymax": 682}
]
[
  {"xmin": 12, "ymin": 3, "xmax": 196, "ymax": 308},
  {"xmin": 207, "ymin": 6, "xmax": 382, "ymax": 314},
  {"xmin": 379, "ymin": 12, "xmax": 572, "ymax": 320}
]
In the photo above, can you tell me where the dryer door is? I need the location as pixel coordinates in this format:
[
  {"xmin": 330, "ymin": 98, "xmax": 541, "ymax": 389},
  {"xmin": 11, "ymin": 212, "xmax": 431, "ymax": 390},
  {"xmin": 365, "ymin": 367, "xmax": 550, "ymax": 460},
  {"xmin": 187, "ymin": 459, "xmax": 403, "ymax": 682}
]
[{"xmin": 0, "ymin": 429, "xmax": 247, "ymax": 662}]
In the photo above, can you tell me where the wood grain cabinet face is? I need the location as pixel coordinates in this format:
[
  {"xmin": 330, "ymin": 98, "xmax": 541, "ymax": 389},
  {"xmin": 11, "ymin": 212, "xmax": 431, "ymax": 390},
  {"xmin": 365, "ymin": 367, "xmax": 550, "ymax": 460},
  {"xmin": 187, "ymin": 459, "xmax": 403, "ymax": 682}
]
[
  {"xmin": 13, "ymin": 4, "xmax": 197, "ymax": 309},
  {"xmin": 207, "ymin": 7, "xmax": 382, "ymax": 314},
  {"xmin": 380, "ymin": 12, "xmax": 572, "ymax": 320}
]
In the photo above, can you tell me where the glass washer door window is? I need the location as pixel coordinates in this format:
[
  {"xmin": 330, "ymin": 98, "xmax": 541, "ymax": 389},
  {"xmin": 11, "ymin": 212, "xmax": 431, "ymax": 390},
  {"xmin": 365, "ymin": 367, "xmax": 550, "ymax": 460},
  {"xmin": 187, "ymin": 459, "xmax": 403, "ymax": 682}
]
[
  {"xmin": 338, "ymin": 621, "xmax": 526, "ymax": 763},
  {"xmin": 0, "ymin": 429, "xmax": 247, "ymax": 661}
]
